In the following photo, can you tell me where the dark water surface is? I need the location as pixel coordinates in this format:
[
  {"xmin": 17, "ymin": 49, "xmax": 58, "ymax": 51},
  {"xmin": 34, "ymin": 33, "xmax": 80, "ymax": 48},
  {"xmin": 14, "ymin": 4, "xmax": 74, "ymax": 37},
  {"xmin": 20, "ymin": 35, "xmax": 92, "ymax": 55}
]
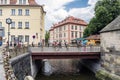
[{"xmin": 35, "ymin": 66, "xmax": 97, "ymax": 80}]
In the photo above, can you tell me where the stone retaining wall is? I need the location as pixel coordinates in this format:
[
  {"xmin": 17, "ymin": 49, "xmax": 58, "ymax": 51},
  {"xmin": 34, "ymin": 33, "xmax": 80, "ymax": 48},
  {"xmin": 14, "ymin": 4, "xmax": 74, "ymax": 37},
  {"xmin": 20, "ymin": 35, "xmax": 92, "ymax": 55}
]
[{"xmin": 10, "ymin": 53, "xmax": 31, "ymax": 80}]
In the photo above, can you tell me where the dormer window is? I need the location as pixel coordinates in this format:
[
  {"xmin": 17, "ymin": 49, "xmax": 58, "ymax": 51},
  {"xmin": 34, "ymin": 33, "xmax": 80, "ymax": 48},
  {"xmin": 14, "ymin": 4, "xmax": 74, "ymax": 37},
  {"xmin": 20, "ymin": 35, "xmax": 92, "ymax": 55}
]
[
  {"xmin": 19, "ymin": 0, "xmax": 22, "ymax": 4},
  {"xmin": 19, "ymin": 0, "xmax": 26, "ymax": 5},
  {"xmin": 4, "ymin": 0, "xmax": 7, "ymax": 4},
  {"xmin": 0, "ymin": 0, "xmax": 7, "ymax": 4},
  {"xmin": 23, "ymin": 0, "xmax": 26, "ymax": 4}
]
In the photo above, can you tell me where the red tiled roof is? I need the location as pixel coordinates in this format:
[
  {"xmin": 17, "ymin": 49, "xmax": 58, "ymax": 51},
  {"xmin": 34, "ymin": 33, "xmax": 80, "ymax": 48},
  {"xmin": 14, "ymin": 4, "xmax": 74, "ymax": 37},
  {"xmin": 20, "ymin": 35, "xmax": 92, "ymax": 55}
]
[
  {"xmin": 9, "ymin": 0, "xmax": 38, "ymax": 5},
  {"xmin": 54, "ymin": 16, "xmax": 87, "ymax": 28},
  {"xmin": 86, "ymin": 35, "xmax": 100, "ymax": 40},
  {"xmin": 28, "ymin": 0, "xmax": 38, "ymax": 5},
  {"xmin": 49, "ymin": 16, "xmax": 87, "ymax": 30}
]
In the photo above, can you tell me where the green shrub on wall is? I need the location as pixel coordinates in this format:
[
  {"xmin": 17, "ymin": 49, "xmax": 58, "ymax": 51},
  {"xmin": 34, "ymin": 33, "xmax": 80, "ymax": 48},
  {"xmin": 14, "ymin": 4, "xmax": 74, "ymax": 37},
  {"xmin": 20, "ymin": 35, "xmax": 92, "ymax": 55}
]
[{"xmin": 96, "ymin": 70, "xmax": 120, "ymax": 80}]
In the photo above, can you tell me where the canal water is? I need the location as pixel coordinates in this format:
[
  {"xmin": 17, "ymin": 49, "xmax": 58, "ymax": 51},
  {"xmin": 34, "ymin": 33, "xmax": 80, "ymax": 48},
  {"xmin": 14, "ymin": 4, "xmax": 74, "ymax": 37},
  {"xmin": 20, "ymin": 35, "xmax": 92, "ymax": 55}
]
[{"xmin": 35, "ymin": 63, "xmax": 97, "ymax": 80}]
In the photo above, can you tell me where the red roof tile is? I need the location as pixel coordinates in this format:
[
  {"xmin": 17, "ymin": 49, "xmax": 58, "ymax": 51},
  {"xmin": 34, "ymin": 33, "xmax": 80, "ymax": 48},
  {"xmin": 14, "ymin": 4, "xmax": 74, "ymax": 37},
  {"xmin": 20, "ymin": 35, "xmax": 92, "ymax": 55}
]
[
  {"xmin": 50, "ymin": 16, "xmax": 87, "ymax": 30},
  {"xmin": 86, "ymin": 35, "xmax": 100, "ymax": 40},
  {"xmin": 9, "ymin": 0, "xmax": 38, "ymax": 5},
  {"xmin": 54, "ymin": 16, "xmax": 87, "ymax": 28}
]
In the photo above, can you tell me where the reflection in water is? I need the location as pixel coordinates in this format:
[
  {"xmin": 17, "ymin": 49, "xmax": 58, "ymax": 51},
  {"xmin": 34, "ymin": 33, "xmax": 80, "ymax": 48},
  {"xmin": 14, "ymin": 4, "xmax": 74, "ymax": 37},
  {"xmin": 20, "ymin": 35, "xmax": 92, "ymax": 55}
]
[
  {"xmin": 36, "ymin": 59, "xmax": 97, "ymax": 80},
  {"xmin": 43, "ymin": 59, "xmax": 53, "ymax": 76}
]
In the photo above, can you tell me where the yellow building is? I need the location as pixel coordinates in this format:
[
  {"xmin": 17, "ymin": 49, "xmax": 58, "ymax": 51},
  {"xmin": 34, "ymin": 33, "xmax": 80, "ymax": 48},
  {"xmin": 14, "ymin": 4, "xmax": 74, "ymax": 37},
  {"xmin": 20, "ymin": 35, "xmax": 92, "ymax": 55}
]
[{"xmin": 0, "ymin": 0, "xmax": 45, "ymax": 45}]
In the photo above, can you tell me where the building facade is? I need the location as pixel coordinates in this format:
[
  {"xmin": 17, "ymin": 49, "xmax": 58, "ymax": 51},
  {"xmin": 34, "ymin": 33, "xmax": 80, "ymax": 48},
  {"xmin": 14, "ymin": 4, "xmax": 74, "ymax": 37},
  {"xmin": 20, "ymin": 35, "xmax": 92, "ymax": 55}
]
[
  {"xmin": 100, "ymin": 16, "xmax": 120, "ymax": 78},
  {"xmin": 0, "ymin": 0, "xmax": 45, "ymax": 45},
  {"xmin": 49, "ymin": 16, "xmax": 87, "ymax": 44}
]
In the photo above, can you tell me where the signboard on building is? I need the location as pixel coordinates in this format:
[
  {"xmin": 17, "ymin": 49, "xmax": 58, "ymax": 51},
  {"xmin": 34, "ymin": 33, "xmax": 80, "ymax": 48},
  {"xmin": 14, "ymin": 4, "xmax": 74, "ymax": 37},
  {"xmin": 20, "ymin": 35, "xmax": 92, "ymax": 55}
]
[{"xmin": 0, "ymin": 36, "xmax": 2, "ymax": 46}]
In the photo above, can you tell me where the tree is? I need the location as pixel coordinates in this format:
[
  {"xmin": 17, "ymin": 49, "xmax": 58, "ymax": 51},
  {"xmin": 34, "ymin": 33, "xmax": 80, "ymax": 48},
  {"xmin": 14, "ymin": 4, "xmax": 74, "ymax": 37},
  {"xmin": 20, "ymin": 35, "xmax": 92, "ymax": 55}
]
[
  {"xmin": 45, "ymin": 31, "xmax": 50, "ymax": 44},
  {"xmin": 83, "ymin": 26, "xmax": 90, "ymax": 38},
  {"xmin": 83, "ymin": 0, "xmax": 120, "ymax": 37}
]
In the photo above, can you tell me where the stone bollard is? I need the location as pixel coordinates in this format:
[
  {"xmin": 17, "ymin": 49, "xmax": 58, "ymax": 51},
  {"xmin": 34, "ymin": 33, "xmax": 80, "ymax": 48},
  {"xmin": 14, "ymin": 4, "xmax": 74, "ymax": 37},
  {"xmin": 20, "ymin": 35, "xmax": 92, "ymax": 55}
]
[{"xmin": 24, "ymin": 76, "xmax": 34, "ymax": 80}]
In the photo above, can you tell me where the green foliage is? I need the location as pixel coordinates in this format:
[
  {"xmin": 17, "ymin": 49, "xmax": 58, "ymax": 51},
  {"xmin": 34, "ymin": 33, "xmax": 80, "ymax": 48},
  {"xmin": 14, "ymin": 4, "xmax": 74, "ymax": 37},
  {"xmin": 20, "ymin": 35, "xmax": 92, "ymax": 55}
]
[
  {"xmin": 83, "ymin": 26, "xmax": 90, "ymax": 38},
  {"xmin": 45, "ymin": 31, "xmax": 50, "ymax": 43},
  {"xmin": 84, "ymin": 0, "xmax": 120, "ymax": 37}
]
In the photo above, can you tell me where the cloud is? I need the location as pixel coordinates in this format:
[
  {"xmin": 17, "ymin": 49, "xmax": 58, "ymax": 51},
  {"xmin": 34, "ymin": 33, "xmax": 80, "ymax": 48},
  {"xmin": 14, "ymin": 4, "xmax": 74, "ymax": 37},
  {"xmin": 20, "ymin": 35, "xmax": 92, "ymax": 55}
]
[{"xmin": 35, "ymin": 0, "xmax": 98, "ymax": 30}]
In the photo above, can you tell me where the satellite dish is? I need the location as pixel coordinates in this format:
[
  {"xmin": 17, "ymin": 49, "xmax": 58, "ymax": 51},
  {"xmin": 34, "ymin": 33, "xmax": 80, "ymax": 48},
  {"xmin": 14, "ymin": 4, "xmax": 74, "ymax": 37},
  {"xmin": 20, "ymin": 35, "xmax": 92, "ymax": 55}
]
[{"xmin": 24, "ymin": 76, "xmax": 34, "ymax": 80}]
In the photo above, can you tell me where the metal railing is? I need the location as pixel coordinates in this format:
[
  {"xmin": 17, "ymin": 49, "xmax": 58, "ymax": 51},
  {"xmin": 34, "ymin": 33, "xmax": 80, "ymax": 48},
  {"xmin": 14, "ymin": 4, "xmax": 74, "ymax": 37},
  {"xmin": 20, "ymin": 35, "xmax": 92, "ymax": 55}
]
[
  {"xmin": 30, "ymin": 46, "xmax": 100, "ymax": 53},
  {"xmin": 5, "ymin": 46, "xmax": 28, "ymax": 58}
]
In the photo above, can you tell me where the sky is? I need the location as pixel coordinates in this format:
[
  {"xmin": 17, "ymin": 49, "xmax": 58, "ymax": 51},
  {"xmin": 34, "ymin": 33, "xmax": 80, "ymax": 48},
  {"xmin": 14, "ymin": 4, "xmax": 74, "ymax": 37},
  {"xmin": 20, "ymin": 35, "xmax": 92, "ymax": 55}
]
[{"xmin": 35, "ymin": 0, "xmax": 98, "ymax": 30}]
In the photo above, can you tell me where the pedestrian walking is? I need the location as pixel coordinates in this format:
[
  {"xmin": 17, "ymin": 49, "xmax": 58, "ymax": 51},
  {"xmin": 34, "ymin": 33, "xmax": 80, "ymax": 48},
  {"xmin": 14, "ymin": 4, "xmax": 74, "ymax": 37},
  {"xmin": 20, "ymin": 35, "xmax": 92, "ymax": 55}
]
[
  {"xmin": 64, "ymin": 40, "xmax": 68, "ymax": 50},
  {"xmin": 32, "ymin": 42, "xmax": 34, "ymax": 47},
  {"xmin": 76, "ymin": 40, "xmax": 79, "ymax": 48},
  {"xmin": 10, "ymin": 41, "xmax": 12, "ymax": 47},
  {"xmin": 59, "ymin": 41, "xmax": 62, "ymax": 48}
]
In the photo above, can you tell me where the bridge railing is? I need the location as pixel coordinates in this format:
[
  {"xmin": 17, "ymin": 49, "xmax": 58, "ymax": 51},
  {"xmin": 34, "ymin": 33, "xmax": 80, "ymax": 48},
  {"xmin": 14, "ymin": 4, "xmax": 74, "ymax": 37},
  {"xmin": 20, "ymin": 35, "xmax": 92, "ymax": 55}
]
[{"xmin": 29, "ymin": 46, "xmax": 100, "ymax": 53}]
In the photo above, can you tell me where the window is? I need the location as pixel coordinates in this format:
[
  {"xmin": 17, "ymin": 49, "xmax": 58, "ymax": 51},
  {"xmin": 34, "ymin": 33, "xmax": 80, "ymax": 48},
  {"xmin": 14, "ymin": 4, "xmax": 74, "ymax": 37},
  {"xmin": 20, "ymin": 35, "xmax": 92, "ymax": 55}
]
[
  {"xmin": 25, "ymin": 35, "xmax": 29, "ymax": 42},
  {"xmin": 23, "ymin": 0, "xmax": 26, "ymax": 4},
  {"xmin": 18, "ymin": 22, "xmax": 22, "ymax": 29},
  {"xmin": 59, "ymin": 33, "xmax": 62, "ymax": 37},
  {"xmin": 80, "ymin": 26, "xmax": 81, "ymax": 30},
  {"xmin": 0, "ymin": 30, "xmax": 2, "ymax": 36},
  {"xmin": 25, "ymin": 9, "xmax": 29, "ymax": 15},
  {"xmin": 0, "ymin": 30, "xmax": 4, "ymax": 37},
  {"xmin": 64, "ymin": 33, "xmax": 66, "ymax": 37},
  {"xmin": 79, "ymin": 32, "xmax": 81, "ymax": 38},
  {"xmin": 59, "ymin": 27, "xmax": 62, "ymax": 31},
  {"xmin": 19, "ymin": 0, "xmax": 26, "ymax": 4},
  {"xmin": 71, "ymin": 31, "xmax": 74, "ymax": 38},
  {"xmin": 64, "ymin": 26, "xmax": 66, "ymax": 30},
  {"xmin": 75, "ymin": 32, "xmax": 77, "ymax": 38},
  {"xmin": 11, "ymin": 22, "xmax": 15, "ymax": 29},
  {"xmin": 0, "ymin": 9, "xmax": 2, "ymax": 16},
  {"xmin": 75, "ymin": 26, "xmax": 77, "ymax": 30},
  {"xmin": 71, "ymin": 25, "xmax": 74, "ymax": 30},
  {"xmin": 11, "ymin": 35, "xmax": 15, "ymax": 42},
  {"xmin": 19, "ymin": 0, "xmax": 22, "ymax": 4},
  {"xmin": 0, "ymin": 22, "xmax": 2, "ymax": 27},
  {"xmin": 18, "ymin": 9, "xmax": 22, "ymax": 15},
  {"xmin": 5, "ymin": 0, "xmax": 7, "ymax": 4},
  {"xmin": 0, "ymin": 0, "xmax": 7, "ymax": 4},
  {"xmin": 11, "ymin": 9, "xmax": 15, "ymax": 15},
  {"xmin": 1, "ymin": 0, "xmax": 3, "ymax": 4},
  {"xmin": 25, "ymin": 22, "xmax": 29, "ymax": 29},
  {"xmin": 18, "ymin": 35, "xmax": 23, "ymax": 42}
]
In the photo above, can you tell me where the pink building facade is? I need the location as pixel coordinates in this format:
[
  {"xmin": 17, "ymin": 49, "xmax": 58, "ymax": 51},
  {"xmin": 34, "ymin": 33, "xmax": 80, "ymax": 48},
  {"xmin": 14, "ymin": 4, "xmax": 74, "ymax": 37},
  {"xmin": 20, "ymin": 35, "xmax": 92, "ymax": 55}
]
[{"xmin": 49, "ymin": 16, "xmax": 87, "ymax": 44}]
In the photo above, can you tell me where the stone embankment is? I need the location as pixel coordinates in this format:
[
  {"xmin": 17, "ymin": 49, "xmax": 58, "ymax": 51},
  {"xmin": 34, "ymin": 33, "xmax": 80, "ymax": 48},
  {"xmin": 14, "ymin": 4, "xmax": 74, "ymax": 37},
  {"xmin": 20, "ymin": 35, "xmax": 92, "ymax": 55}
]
[{"xmin": 2, "ymin": 49, "xmax": 17, "ymax": 80}]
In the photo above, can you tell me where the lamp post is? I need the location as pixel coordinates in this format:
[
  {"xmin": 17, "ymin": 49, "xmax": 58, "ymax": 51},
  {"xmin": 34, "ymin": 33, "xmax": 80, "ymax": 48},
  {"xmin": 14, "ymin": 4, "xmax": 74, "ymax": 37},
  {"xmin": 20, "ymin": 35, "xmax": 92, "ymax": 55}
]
[{"xmin": 6, "ymin": 18, "xmax": 12, "ymax": 50}]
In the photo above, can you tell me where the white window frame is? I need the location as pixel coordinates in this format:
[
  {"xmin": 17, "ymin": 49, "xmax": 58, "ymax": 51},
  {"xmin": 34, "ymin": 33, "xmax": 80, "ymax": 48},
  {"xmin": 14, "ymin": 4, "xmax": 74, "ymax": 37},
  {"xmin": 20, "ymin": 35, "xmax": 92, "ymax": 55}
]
[
  {"xmin": 25, "ymin": 9, "xmax": 29, "ymax": 15},
  {"xmin": 0, "ymin": 9, "xmax": 2, "ymax": 16},
  {"xmin": 25, "ymin": 22, "xmax": 29, "ymax": 29},
  {"xmin": 11, "ymin": 22, "xmax": 15, "ymax": 29},
  {"xmin": 11, "ymin": 9, "xmax": 15, "ymax": 15},
  {"xmin": 11, "ymin": 35, "xmax": 15, "ymax": 42},
  {"xmin": 25, "ymin": 35, "xmax": 29, "ymax": 42},
  {"xmin": 19, "ymin": 0, "xmax": 22, "ymax": 4},
  {"xmin": 23, "ymin": 0, "xmax": 26, "ymax": 4},
  {"xmin": 18, "ymin": 22, "xmax": 22, "ymax": 29},
  {"xmin": 18, "ymin": 9, "xmax": 22, "ymax": 15},
  {"xmin": 4, "ymin": 0, "xmax": 7, "ymax": 4}
]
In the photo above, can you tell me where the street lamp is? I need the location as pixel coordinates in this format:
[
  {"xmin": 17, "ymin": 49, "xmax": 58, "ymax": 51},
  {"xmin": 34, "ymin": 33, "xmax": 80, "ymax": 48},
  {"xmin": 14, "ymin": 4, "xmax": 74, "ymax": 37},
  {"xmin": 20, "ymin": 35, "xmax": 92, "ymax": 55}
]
[{"xmin": 6, "ymin": 18, "xmax": 12, "ymax": 49}]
